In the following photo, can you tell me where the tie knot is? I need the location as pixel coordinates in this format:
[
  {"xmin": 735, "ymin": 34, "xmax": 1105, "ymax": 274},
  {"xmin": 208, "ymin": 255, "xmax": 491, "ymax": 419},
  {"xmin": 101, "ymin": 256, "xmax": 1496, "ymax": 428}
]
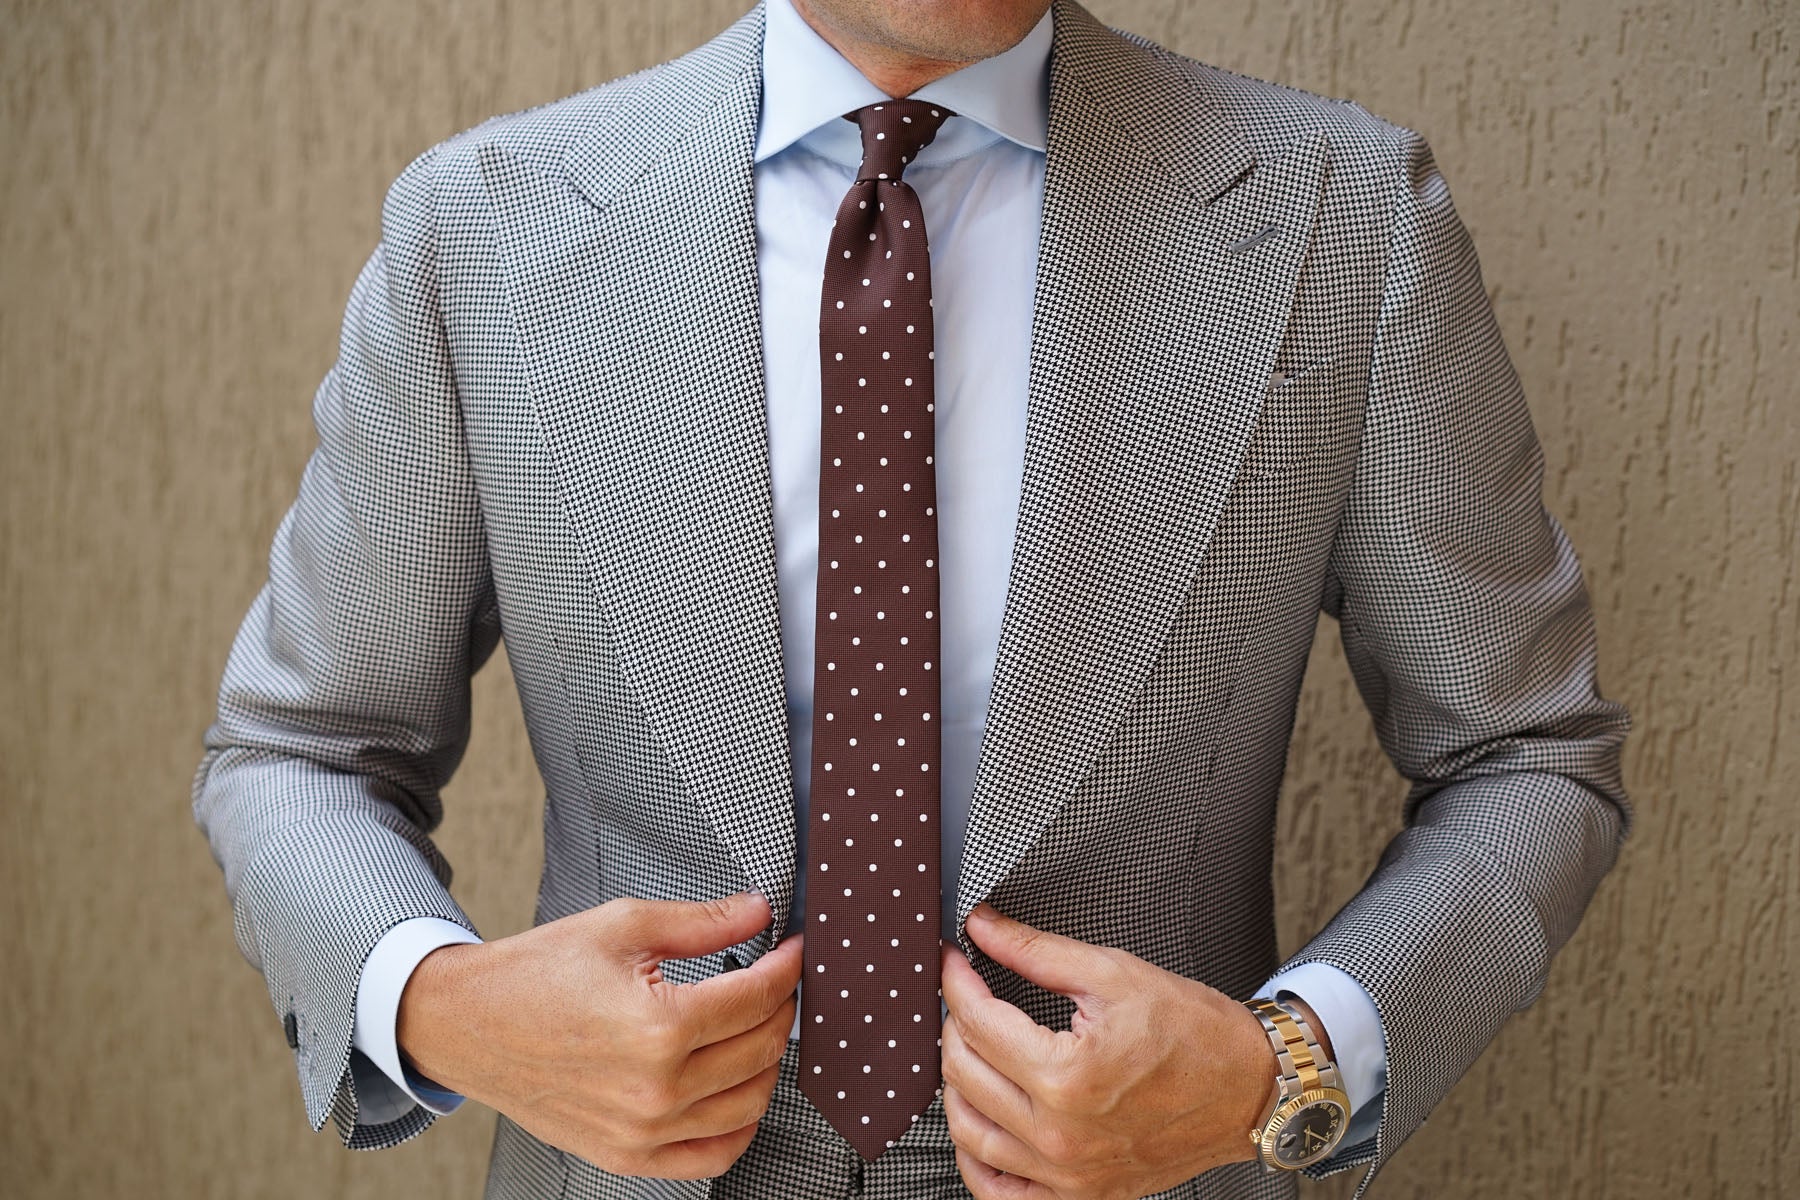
[{"xmin": 844, "ymin": 99, "xmax": 953, "ymax": 183}]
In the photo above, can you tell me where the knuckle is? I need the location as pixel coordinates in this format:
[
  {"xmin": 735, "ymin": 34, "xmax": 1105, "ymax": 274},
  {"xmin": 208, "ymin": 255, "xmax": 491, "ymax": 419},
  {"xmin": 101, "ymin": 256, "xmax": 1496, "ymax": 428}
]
[
  {"xmin": 698, "ymin": 893, "xmax": 739, "ymax": 926},
  {"xmin": 1094, "ymin": 947, "xmax": 1131, "ymax": 987},
  {"xmin": 763, "ymin": 1028, "xmax": 791, "ymax": 1070},
  {"xmin": 628, "ymin": 1073, "xmax": 683, "ymax": 1121},
  {"xmin": 1039, "ymin": 1124, "xmax": 1080, "ymax": 1168},
  {"xmin": 641, "ymin": 1015, "xmax": 688, "ymax": 1063},
  {"xmin": 1039, "ymin": 1068, "xmax": 1080, "ymax": 1112},
  {"xmin": 604, "ymin": 895, "xmax": 649, "ymax": 928}
]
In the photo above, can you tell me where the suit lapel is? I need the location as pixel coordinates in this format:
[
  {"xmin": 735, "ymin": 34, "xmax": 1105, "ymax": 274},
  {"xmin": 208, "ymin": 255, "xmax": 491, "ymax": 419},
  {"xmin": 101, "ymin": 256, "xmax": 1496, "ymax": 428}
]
[
  {"xmin": 952, "ymin": 0, "xmax": 1331, "ymax": 947},
  {"xmin": 478, "ymin": 7, "xmax": 804, "ymax": 935}
]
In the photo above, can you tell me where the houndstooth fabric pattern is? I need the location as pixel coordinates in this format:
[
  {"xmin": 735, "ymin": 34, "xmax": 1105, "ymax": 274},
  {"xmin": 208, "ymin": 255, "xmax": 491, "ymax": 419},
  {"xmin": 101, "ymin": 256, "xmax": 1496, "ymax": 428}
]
[{"xmin": 191, "ymin": 0, "xmax": 1632, "ymax": 1195}]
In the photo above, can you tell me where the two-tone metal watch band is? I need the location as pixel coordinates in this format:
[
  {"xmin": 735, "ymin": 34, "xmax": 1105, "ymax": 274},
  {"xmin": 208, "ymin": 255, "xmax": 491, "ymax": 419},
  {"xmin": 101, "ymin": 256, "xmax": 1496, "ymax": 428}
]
[{"xmin": 1247, "ymin": 996, "xmax": 1342, "ymax": 1098}]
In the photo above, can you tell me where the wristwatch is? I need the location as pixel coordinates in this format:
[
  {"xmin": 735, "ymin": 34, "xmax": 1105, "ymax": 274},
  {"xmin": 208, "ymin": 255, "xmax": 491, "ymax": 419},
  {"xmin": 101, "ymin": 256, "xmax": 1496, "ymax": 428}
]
[{"xmin": 1243, "ymin": 996, "xmax": 1351, "ymax": 1171}]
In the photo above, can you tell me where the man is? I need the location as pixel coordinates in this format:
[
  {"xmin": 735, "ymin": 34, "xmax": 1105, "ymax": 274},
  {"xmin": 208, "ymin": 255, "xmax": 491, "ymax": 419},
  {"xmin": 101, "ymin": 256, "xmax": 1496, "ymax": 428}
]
[{"xmin": 192, "ymin": 0, "xmax": 1631, "ymax": 1196}]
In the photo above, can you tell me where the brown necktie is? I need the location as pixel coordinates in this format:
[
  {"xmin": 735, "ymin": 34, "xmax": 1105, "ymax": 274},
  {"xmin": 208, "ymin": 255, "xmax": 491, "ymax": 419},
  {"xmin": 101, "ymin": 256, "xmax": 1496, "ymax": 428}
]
[{"xmin": 799, "ymin": 98, "xmax": 953, "ymax": 1162}]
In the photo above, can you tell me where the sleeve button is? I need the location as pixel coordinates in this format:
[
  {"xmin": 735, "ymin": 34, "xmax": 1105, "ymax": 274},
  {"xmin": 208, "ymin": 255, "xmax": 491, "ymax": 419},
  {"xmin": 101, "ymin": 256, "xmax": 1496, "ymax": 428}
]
[{"xmin": 282, "ymin": 1011, "xmax": 299, "ymax": 1049}]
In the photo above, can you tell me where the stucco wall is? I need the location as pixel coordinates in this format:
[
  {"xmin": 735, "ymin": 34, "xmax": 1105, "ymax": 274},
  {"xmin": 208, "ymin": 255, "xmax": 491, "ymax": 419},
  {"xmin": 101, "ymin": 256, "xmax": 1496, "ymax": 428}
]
[{"xmin": 2, "ymin": 0, "xmax": 1793, "ymax": 1195}]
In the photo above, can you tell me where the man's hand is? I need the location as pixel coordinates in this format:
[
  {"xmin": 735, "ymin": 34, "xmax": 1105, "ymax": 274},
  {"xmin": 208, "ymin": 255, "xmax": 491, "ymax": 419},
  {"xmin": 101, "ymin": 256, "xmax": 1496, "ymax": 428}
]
[
  {"xmin": 939, "ymin": 902, "xmax": 1282, "ymax": 1200},
  {"xmin": 396, "ymin": 890, "xmax": 800, "ymax": 1180}
]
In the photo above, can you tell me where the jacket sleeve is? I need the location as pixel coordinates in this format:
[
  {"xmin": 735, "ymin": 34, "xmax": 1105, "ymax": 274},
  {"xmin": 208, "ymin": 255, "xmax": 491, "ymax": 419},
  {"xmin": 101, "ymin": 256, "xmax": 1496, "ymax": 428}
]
[
  {"xmin": 1281, "ymin": 123, "xmax": 1633, "ymax": 1191},
  {"xmin": 190, "ymin": 142, "xmax": 503, "ymax": 1149}
]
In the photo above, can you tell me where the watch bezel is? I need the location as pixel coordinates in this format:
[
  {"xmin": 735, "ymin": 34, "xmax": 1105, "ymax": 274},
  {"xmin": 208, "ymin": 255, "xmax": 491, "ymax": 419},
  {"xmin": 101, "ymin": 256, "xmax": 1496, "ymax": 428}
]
[{"xmin": 1253, "ymin": 1085, "xmax": 1351, "ymax": 1171}]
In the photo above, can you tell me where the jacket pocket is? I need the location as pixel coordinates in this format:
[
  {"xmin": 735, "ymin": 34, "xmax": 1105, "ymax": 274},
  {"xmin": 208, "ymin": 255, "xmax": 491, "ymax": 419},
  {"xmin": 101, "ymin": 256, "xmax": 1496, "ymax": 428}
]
[{"xmin": 1236, "ymin": 354, "xmax": 1356, "ymax": 479}]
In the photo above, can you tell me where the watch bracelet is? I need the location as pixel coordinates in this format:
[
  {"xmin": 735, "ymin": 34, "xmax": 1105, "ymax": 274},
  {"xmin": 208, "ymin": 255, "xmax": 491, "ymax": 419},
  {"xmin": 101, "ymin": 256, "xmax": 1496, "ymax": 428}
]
[{"xmin": 1247, "ymin": 997, "xmax": 1343, "ymax": 1099}]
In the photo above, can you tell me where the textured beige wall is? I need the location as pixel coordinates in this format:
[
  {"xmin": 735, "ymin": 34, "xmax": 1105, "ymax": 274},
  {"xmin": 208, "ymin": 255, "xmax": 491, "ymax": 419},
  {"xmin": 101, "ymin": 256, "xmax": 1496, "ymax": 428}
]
[{"xmin": 2, "ymin": 0, "xmax": 1793, "ymax": 1195}]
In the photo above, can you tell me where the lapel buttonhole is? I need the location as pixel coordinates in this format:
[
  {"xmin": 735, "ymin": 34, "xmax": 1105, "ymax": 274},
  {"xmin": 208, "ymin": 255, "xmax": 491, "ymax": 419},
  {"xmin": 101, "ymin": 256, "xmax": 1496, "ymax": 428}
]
[{"xmin": 1228, "ymin": 221, "xmax": 1283, "ymax": 254}]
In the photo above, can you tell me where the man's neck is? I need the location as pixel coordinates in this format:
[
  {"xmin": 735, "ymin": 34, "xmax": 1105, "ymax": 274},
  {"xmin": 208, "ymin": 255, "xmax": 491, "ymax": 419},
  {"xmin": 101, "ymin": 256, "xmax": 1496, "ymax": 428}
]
[{"xmin": 787, "ymin": 0, "xmax": 984, "ymax": 98}]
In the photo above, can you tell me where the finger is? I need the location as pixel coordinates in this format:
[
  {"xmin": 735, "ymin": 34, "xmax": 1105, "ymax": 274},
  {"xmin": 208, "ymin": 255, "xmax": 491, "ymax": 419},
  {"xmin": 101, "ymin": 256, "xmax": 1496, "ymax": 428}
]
[
  {"xmin": 609, "ymin": 890, "xmax": 774, "ymax": 963},
  {"xmin": 670, "ymin": 932, "xmax": 804, "ymax": 1047},
  {"xmin": 940, "ymin": 938, "xmax": 997, "ymax": 1013},
  {"xmin": 664, "ymin": 1060, "xmax": 782, "ymax": 1144},
  {"xmin": 642, "ymin": 1114, "xmax": 764, "ymax": 1180},
  {"xmin": 956, "ymin": 1144, "xmax": 1037, "ymax": 1200},
  {"xmin": 964, "ymin": 903, "xmax": 1114, "ymax": 1003},
  {"xmin": 947, "ymin": 1092, "xmax": 1045, "ymax": 1196},
  {"xmin": 678, "ymin": 991, "xmax": 795, "ymax": 1099},
  {"xmin": 940, "ymin": 942, "xmax": 1061, "ymax": 1091},
  {"xmin": 941, "ymin": 1012, "xmax": 1036, "ymax": 1141}
]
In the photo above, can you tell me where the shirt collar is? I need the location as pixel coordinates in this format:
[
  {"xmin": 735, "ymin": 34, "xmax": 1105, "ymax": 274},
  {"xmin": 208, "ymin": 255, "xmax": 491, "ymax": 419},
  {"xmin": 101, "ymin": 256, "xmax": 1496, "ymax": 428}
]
[{"xmin": 755, "ymin": 0, "xmax": 1051, "ymax": 166}]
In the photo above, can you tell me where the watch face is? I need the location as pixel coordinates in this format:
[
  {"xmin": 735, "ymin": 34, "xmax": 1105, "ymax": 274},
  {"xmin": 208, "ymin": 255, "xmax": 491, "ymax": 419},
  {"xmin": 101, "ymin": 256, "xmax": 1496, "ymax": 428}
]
[{"xmin": 1270, "ymin": 1096, "xmax": 1348, "ymax": 1169}]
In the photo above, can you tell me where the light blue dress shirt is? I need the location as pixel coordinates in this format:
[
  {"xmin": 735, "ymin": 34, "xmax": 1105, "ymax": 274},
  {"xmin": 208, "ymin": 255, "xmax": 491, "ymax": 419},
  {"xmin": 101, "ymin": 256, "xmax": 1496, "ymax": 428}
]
[{"xmin": 350, "ymin": 0, "xmax": 1387, "ymax": 1152}]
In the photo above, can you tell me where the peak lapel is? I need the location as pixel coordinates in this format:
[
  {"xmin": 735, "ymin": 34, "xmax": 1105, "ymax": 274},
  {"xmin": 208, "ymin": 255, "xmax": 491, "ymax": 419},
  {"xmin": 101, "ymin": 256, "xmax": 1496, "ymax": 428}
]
[
  {"xmin": 478, "ymin": 7, "xmax": 802, "ymax": 939},
  {"xmin": 954, "ymin": 0, "xmax": 1331, "ymax": 949}
]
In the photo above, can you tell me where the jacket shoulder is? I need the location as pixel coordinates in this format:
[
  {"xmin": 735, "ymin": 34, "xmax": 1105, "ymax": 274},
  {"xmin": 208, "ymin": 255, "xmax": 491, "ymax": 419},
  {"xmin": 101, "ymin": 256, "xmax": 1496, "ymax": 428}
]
[
  {"xmin": 380, "ymin": 6, "xmax": 761, "ymax": 214},
  {"xmin": 1115, "ymin": 27, "xmax": 1423, "ymax": 176}
]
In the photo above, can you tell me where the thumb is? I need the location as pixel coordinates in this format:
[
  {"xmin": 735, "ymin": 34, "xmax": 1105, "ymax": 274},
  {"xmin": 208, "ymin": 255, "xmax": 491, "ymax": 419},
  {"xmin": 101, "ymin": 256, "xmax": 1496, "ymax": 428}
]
[
  {"xmin": 963, "ymin": 902, "xmax": 1111, "ymax": 1002},
  {"xmin": 606, "ymin": 889, "xmax": 772, "ymax": 963}
]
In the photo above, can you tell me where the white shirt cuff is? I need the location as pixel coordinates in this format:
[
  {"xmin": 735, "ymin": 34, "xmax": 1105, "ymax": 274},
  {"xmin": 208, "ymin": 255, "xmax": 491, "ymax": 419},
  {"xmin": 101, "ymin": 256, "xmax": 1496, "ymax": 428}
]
[
  {"xmin": 352, "ymin": 916, "xmax": 484, "ymax": 1117},
  {"xmin": 1254, "ymin": 960, "xmax": 1388, "ymax": 1148}
]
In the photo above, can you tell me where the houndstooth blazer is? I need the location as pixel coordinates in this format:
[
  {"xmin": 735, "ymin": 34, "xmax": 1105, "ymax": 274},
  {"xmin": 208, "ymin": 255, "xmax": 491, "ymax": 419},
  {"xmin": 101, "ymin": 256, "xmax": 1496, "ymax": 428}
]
[{"xmin": 192, "ymin": 1, "xmax": 1632, "ymax": 1196}]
